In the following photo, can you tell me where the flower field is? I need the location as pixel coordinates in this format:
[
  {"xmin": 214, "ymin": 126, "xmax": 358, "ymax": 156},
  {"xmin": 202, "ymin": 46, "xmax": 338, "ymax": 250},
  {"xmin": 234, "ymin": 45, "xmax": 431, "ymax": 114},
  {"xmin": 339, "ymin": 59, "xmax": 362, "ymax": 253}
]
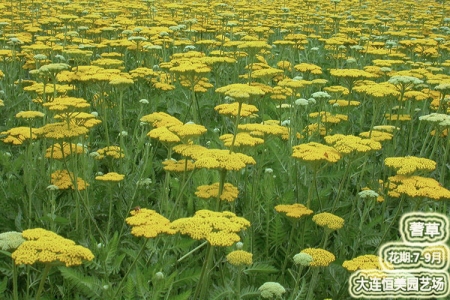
[{"xmin": 0, "ymin": 0, "xmax": 449, "ymax": 299}]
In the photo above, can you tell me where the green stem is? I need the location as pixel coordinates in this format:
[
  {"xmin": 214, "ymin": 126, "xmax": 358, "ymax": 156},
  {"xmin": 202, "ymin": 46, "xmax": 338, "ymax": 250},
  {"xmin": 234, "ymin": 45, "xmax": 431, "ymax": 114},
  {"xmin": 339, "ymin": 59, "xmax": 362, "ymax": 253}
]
[
  {"xmin": 305, "ymin": 267, "xmax": 320, "ymax": 300},
  {"xmin": 331, "ymin": 159, "xmax": 353, "ymax": 212},
  {"xmin": 215, "ymin": 169, "xmax": 227, "ymax": 211},
  {"xmin": 35, "ymin": 264, "xmax": 52, "ymax": 300},
  {"xmin": 229, "ymin": 102, "xmax": 243, "ymax": 154},
  {"xmin": 193, "ymin": 243, "xmax": 214, "ymax": 299},
  {"xmin": 13, "ymin": 261, "xmax": 18, "ymax": 300},
  {"xmin": 375, "ymin": 196, "xmax": 405, "ymax": 251}
]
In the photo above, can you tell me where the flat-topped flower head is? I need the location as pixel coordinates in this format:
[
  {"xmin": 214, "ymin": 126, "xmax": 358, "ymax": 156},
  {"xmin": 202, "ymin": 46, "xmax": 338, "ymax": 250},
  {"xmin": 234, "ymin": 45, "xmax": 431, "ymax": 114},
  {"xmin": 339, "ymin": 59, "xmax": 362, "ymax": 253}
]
[
  {"xmin": 324, "ymin": 134, "xmax": 382, "ymax": 155},
  {"xmin": 51, "ymin": 170, "xmax": 89, "ymax": 190},
  {"xmin": 0, "ymin": 231, "xmax": 25, "ymax": 251},
  {"xmin": 275, "ymin": 203, "xmax": 313, "ymax": 219},
  {"xmin": 342, "ymin": 254, "xmax": 391, "ymax": 272},
  {"xmin": 170, "ymin": 210, "xmax": 250, "ymax": 247},
  {"xmin": 94, "ymin": 146, "xmax": 125, "ymax": 160},
  {"xmin": 300, "ymin": 248, "xmax": 335, "ymax": 267},
  {"xmin": 192, "ymin": 149, "xmax": 256, "ymax": 171},
  {"xmin": 162, "ymin": 159, "xmax": 196, "ymax": 172},
  {"xmin": 292, "ymin": 142, "xmax": 341, "ymax": 163},
  {"xmin": 384, "ymin": 156, "xmax": 436, "ymax": 175},
  {"xmin": 43, "ymin": 97, "xmax": 90, "ymax": 112},
  {"xmin": 220, "ymin": 132, "xmax": 264, "ymax": 147},
  {"xmin": 167, "ymin": 123, "xmax": 207, "ymax": 140},
  {"xmin": 126, "ymin": 208, "xmax": 175, "ymax": 238},
  {"xmin": 226, "ymin": 250, "xmax": 253, "ymax": 266},
  {"xmin": 45, "ymin": 142, "xmax": 85, "ymax": 159},
  {"xmin": 387, "ymin": 175, "xmax": 450, "ymax": 200},
  {"xmin": 216, "ymin": 83, "xmax": 265, "ymax": 102},
  {"xmin": 15, "ymin": 111, "xmax": 45, "ymax": 119},
  {"xmin": 293, "ymin": 252, "xmax": 313, "ymax": 266},
  {"xmin": 12, "ymin": 228, "xmax": 94, "ymax": 267},
  {"xmin": 95, "ymin": 172, "xmax": 125, "ymax": 182},
  {"xmin": 36, "ymin": 122, "xmax": 89, "ymax": 140},
  {"xmin": 258, "ymin": 282, "xmax": 286, "ymax": 299},
  {"xmin": 148, "ymin": 126, "xmax": 181, "ymax": 143},
  {"xmin": 214, "ymin": 102, "xmax": 259, "ymax": 117},
  {"xmin": 1, "ymin": 127, "xmax": 39, "ymax": 145},
  {"xmin": 312, "ymin": 212, "xmax": 344, "ymax": 231},
  {"xmin": 359, "ymin": 130, "xmax": 393, "ymax": 142},
  {"xmin": 195, "ymin": 182, "xmax": 239, "ymax": 202},
  {"xmin": 140, "ymin": 112, "xmax": 183, "ymax": 128}
]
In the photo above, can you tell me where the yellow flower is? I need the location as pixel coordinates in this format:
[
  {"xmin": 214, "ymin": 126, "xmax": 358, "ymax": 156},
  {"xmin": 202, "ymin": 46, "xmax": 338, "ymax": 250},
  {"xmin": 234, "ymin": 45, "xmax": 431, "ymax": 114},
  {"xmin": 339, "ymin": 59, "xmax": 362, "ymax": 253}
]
[
  {"xmin": 292, "ymin": 142, "xmax": 341, "ymax": 163},
  {"xmin": 300, "ymin": 248, "xmax": 335, "ymax": 267},
  {"xmin": 95, "ymin": 172, "xmax": 125, "ymax": 182},
  {"xmin": 125, "ymin": 208, "xmax": 175, "ymax": 238},
  {"xmin": 95, "ymin": 146, "xmax": 125, "ymax": 160},
  {"xmin": 216, "ymin": 83, "xmax": 265, "ymax": 102},
  {"xmin": 294, "ymin": 63, "xmax": 322, "ymax": 75},
  {"xmin": 387, "ymin": 175, "xmax": 450, "ymax": 200},
  {"xmin": 45, "ymin": 142, "xmax": 85, "ymax": 159},
  {"xmin": 167, "ymin": 123, "xmax": 207, "ymax": 140},
  {"xmin": 195, "ymin": 183, "xmax": 239, "ymax": 202},
  {"xmin": 172, "ymin": 144, "xmax": 208, "ymax": 158},
  {"xmin": 220, "ymin": 132, "xmax": 264, "ymax": 147},
  {"xmin": 358, "ymin": 130, "xmax": 393, "ymax": 142},
  {"xmin": 275, "ymin": 203, "xmax": 313, "ymax": 218},
  {"xmin": 15, "ymin": 111, "xmax": 45, "ymax": 119},
  {"xmin": 214, "ymin": 102, "xmax": 259, "ymax": 117},
  {"xmin": 51, "ymin": 170, "xmax": 89, "ymax": 190},
  {"xmin": 192, "ymin": 149, "xmax": 256, "ymax": 171},
  {"xmin": 1, "ymin": 127, "xmax": 39, "ymax": 145},
  {"xmin": 238, "ymin": 123, "xmax": 287, "ymax": 138},
  {"xmin": 324, "ymin": 134, "xmax": 382, "ymax": 154},
  {"xmin": 42, "ymin": 97, "xmax": 90, "ymax": 112},
  {"xmin": 342, "ymin": 254, "xmax": 390, "ymax": 272},
  {"xmin": 170, "ymin": 210, "xmax": 250, "ymax": 247},
  {"xmin": 148, "ymin": 126, "xmax": 181, "ymax": 143},
  {"xmin": 36, "ymin": 122, "xmax": 89, "ymax": 140},
  {"xmin": 162, "ymin": 159, "xmax": 196, "ymax": 172},
  {"xmin": 312, "ymin": 212, "xmax": 344, "ymax": 231},
  {"xmin": 140, "ymin": 112, "xmax": 183, "ymax": 128},
  {"xmin": 384, "ymin": 156, "xmax": 436, "ymax": 175},
  {"xmin": 384, "ymin": 114, "xmax": 411, "ymax": 121},
  {"xmin": 226, "ymin": 250, "xmax": 253, "ymax": 266},
  {"xmin": 12, "ymin": 228, "xmax": 94, "ymax": 266}
]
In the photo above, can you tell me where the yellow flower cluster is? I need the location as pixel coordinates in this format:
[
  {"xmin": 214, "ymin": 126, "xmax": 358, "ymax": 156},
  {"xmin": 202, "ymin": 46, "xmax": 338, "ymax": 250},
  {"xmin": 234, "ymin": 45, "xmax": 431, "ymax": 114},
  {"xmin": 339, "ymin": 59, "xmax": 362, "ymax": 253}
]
[
  {"xmin": 226, "ymin": 250, "xmax": 253, "ymax": 266},
  {"xmin": 384, "ymin": 156, "xmax": 436, "ymax": 175},
  {"xmin": 324, "ymin": 134, "xmax": 382, "ymax": 154},
  {"xmin": 95, "ymin": 172, "xmax": 125, "ymax": 182},
  {"xmin": 126, "ymin": 208, "xmax": 175, "ymax": 238},
  {"xmin": 42, "ymin": 97, "xmax": 90, "ymax": 112},
  {"xmin": 220, "ymin": 132, "xmax": 264, "ymax": 148},
  {"xmin": 274, "ymin": 203, "xmax": 313, "ymax": 219},
  {"xmin": 359, "ymin": 130, "xmax": 393, "ymax": 142},
  {"xmin": 387, "ymin": 175, "xmax": 450, "ymax": 200},
  {"xmin": 1, "ymin": 126, "xmax": 39, "ymax": 145},
  {"xmin": 214, "ymin": 102, "xmax": 259, "ymax": 117},
  {"xmin": 300, "ymin": 248, "xmax": 335, "ymax": 267},
  {"xmin": 162, "ymin": 159, "xmax": 196, "ymax": 172},
  {"xmin": 292, "ymin": 142, "xmax": 341, "ymax": 163},
  {"xmin": 51, "ymin": 170, "xmax": 89, "ymax": 190},
  {"xmin": 45, "ymin": 142, "xmax": 85, "ymax": 159},
  {"xmin": 36, "ymin": 122, "xmax": 89, "ymax": 140},
  {"xmin": 170, "ymin": 210, "xmax": 250, "ymax": 247},
  {"xmin": 95, "ymin": 146, "xmax": 125, "ymax": 160},
  {"xmin": 192, "ymin": 149, "xmax": 256, "ymax": 171},
  {"xmin": 312, "ymin": 212, "xmax": 345, "ymax": 231},
  {"xmin": 342, "ymin": 254, "xmax": 388, "ymax": 272},
  {"xmin": 195, "ymin": 183, "xmax": 239, "ymax": 202},
  {"xmin": 216, "ymin": 83, "xmax": 265, "ymax": 102},
  {"xmin": 12, "ymin": 228, "xmax": 94, "ymax": 267}
]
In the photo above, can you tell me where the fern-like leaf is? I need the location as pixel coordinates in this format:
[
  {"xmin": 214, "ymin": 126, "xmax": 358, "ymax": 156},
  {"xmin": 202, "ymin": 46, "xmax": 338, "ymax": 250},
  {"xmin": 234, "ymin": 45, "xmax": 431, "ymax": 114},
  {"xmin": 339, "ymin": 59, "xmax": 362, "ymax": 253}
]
[
  {"xmin": 58, "ymin": 266, "xmax": 102, "ymax": 298},
  {"xmin": 240, "ymin": 285, "xmax": 260, "ymax": 299},
  {"xmin": 243, "ymin": 262, "xmax": 278, "ymax": 275},
  {"xmin": 208, "ymin": 285, "xmax": 234, "ymax": 300}
]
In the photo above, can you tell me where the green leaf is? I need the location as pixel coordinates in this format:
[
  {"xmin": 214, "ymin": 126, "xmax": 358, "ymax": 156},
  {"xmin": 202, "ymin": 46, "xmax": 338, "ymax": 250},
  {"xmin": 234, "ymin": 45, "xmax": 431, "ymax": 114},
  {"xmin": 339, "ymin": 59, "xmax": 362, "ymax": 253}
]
[
  {"xmin": 243, "ymin": 262, "xmax": 278, "ymax": 275},
  {"xmin": 58, "ymin": 266, "xmax": 102, "ymax": 298},
  {"xmin": 0, "ymin": 276, "xmax": 7, "ymax": 294}
]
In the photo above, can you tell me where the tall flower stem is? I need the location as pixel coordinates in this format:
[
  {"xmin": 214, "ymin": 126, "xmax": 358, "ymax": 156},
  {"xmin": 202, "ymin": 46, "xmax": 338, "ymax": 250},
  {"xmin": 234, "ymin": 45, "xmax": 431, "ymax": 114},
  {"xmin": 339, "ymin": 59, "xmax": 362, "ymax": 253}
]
[
  {"xmin": 215, "ymin": 169, "xmax": 227, "ymax": 211},
  {"xmin": 305, "ymin": 267, "xmax": 320, "ymax": 300},
  {"xmin": 332, "ymin": 158, "xmax": 353, "ymax": 212},
  {"xmin": 375, "ymin": 196, "xmax": 405, "ymax": 251},
  {"xmin": 193, "ymin": 243, "xmax": 214, "ymax": 299},
  {"xmin": 12, "ymin": 261, "xmax": 18, "ymax": 300},
  {"xmin": 35, "ymin": 264, "xmax": 52, "ymax": 300},
  {"xmin": 229, "ymin": 102, "xmax": 243, "ymax": 154}
]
